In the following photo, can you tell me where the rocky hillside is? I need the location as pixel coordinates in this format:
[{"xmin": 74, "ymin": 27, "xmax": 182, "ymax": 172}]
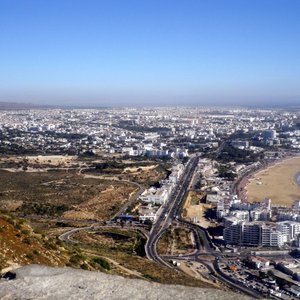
[
  {"xmin": 0, "ymin": 265, "xmax": 253, "ymax": 300},
  {"xmin": 0, "ymin": 213, "xmax": 68, "ymax": 271}
]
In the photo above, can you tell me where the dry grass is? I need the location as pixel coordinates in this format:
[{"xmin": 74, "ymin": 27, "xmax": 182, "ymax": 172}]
[
  {"xmin": 101, "ymin": 251, "xmax": 212, "ymax": 287},
  {"xmin": 0, "ymin": 170, "xmax": 135, "ymax": 221},
  {"xmin": 0, "ymin": 213, "xmax": 68, "ymax": 271},
  {"xmin": 72, "ymin": 228, "xmax": 142, "ymax": 254},
  {"xmin": 0, "ymin": 155, "xmax": 79, "ymax": 170},
  {"xmin": 157, "ymin": 227, "xmax": 194, "ymax": 256},
  {"xmin": 182, "ymin": 191, "xmax": 213, "ymax": 228},
  {"xmin": 246, "ymin": 157, "xmax": 300, "ymax": 206},
  {"xmin": 183, "ymin": 191, "xmax": 206, "ymax": 209},
  {"xmin": 70, "ymin": 227, "xmax": 211, "ymax": 287},
  {"xmin": 0, "ymin": 156, "xmax": 213, "ymax": 287}
]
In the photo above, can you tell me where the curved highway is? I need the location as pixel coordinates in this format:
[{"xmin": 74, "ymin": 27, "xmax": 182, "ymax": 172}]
[
  {"xmin": 145, "ymin": 156, "xmax": 199, "ymax": 267},
  {"xmin": 145, "ymin": 155, "xmax": 263, "ymax": 298}
]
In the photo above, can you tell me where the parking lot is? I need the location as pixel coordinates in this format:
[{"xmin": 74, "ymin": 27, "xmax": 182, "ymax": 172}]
[{"xmin": 217, "ymin": 257, "xmax": 299, "ymax": 299}]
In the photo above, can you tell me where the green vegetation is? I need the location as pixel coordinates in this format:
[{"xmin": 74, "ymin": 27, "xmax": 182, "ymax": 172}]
[
  {"xmin": 204, "ymin": 143, "xmax": 261, "ymax": 163},
  {"xmin": 92, "ymin": 257, "xmax": 111, "ymax": 270},
  {"xmin": 87, "ymin": 160, "xmax": 159, "ymax": 173},
  {"xmin": 133, "ymin": 236, "xmax": 146, "ymax": 257},
  {"xmin": 217, "ymin": 164, "xmax": 237, "ymax": 181},
  {"xmin": 157, "ymin": 227, "xmax": 194, "ymax": 255},
  {"xmin": 72, "ymin": 228, "xmax": 146, "ymax": 257},
  {"xmin": 69, "ymin": 253, "xmax": 86, "ymax": 266},
  {"xmin": 220, "ymin": 144, "xmax": 261, "ymax": 163},
  {"xmin": 25, "ymin": 253, "xmax": 34, "ymax": 261}
]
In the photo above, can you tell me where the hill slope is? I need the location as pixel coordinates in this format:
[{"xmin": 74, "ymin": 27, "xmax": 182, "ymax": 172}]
[
  {"xmin": 0, "ymin": 213, "xmax": 68, "ymax": 271},
  {"xmin": 0, "ymin": 265, "xmax": 253, "ymax": 300}
]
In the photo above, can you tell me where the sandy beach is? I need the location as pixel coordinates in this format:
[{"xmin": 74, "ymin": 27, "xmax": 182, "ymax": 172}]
[{"xmin": 245, "ymin": 156, "xmax": 300, "ymax": 206}]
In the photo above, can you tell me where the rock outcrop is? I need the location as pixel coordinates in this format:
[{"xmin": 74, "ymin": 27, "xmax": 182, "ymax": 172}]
[{"xmin": 0, "ymin": 264, "xmax": 253, "ymax": 300}]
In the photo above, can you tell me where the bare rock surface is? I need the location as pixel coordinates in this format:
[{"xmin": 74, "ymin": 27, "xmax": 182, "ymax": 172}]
[{"xmin": 0, "ymin": 264, "xmax": 253, "ymax": 300}]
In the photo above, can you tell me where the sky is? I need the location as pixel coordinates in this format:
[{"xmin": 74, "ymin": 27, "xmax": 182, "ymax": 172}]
[{"xmin": 0, "ymin": 0, "xmax": 299, "ymax": 107}]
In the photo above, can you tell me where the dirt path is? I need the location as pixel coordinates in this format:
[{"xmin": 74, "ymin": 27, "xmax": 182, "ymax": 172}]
[
  {"xmin": 81, "ymin": 249, "xmax": 146, "ymax": 280},
  {"xmin": 179, "ymin": 261, "xmax": 220, "ymax": 288}
]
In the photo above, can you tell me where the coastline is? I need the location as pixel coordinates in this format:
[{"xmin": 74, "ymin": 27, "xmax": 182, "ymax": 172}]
[
  {"xmin": 295, "ymin": 171, "xmax": 300, "ymax": 187},
  {"xmin": 236, "ymin": 155, "xmax": 300, "ymax": 206}
]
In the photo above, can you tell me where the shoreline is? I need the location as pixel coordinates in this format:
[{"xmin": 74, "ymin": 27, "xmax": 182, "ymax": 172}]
[
  {"xmin": 236, "ymin": 155, "xmax": 300, "ymax": 205},
  {"xmin": 295, "ymin": 171, "xmax": 300, "ymax": 187}
]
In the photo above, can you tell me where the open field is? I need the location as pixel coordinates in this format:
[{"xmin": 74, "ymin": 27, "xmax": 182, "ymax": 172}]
[
  {"xmin": 0, "ymin": 155, "xmax": 80, "ymax": 171},
  {"xmin": 72, "ymin": 228, "xmax": 146, "ymax": 256},
  {"xmin": 0, "ymin": 155, "xmax": 211, "ymax": 287},
  {"xmin": 0, "ymin": 169, "xmax": 136, "ymax": 221},
  {"xmin": 185, "ymin": 203, "xmax": 215, "ymax": 229},
  {"xmin": 246, "ymin": 156, "xmax": 300, "ymax": 206},
  {"xmin": 69, "ymin": 227, "xmax": 211, "ymax": 287},
  {"xmin": 157, "ymin": 227, "xmax": 194, "ymax": 255},
  {"xmin": 25, "ymin": 155, "xmax": 78, "ymax": 166},
  {"xmin": 83, "ymin": 160, "xmax": 170, "ymax": 186},
  {"xmin": 182, "ymin": 191, "xmax": 215, "ymax": 229}
]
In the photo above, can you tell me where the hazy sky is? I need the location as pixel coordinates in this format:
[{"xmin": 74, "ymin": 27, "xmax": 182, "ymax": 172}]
[{"xmin": 0, "ymin": 0, "xmax": 299, "ymax": 106}]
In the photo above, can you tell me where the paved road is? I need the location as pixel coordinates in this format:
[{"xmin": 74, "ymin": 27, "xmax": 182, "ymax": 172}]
[
  {"xmin": 144, "ymin": 155, "xmax": 263, "ymax": 298},
  {"xmin": 79, "ymin": 167, "xmax": 145, "ymax": 221},
  {"xmin": 60, "ymin": 156, "xmax": 263, "ymax": 298},
  {"xmin": 59, "ymin": 226, "xmax": 91, "ymax": 242},
  {"xmin": 109, "ymin": 180, "xmax": 144, "ymax": 221},
  {"xmin": 145, "ymin": 156, "xmax": 199, "ymax": 267},
  {"xmin": 59, "ymin": 224, "xmax": 149, "ymax": 242},
  {"xmin": 211, "ymin": 259, "xmax": 262, "ymax": 299}
]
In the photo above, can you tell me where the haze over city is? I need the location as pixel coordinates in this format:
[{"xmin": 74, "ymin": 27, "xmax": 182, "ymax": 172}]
[
  {"xmin": 2, "ymin": 1, "xmax": 300, "ymax": 299},
  {"xmin": 0, "ymin": 0, "xmax": 299, "ymax": 107}
]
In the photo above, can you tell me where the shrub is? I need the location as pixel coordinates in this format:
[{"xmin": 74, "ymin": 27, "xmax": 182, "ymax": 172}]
[
  {"xmin": 80, "ymin": 263, "xmax": 89, "ymax": 270},
  {"xmin": 92, "ymin": 257, "xmax": 111, "ymax": 270},
  {"xmin": 23, "ymin": 237, "xmax": 32, "ymax": 245},
  {"xmin": 33, "ymin": 249, "xmax": 40, "ymax": 255},
  {"xmin": 25, "ymin": 253, "xmax": 34, "ymax": 261}
]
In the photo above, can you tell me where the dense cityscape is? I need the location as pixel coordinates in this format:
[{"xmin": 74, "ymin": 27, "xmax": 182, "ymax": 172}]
[
  {"xmin": 1, "ymin": 0, "xmax": 300, "ymax": 298},
  {"xmin": 0, "ymin": 106, "xmax": 300, "ymax": 298}
]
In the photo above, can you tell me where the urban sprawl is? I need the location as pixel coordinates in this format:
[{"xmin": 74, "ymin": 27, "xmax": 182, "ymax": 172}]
[{"xmin": 1, "ymin": 106, "xmax": 300, "ymax": 298}]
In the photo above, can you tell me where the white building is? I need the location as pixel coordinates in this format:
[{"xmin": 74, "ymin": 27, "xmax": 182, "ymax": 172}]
[
  {"xmin": 229, "ymin": 210, "xmax": 249, "ymax": 222},
  {"xmin": 169, "ymin": 164, "xmax": 184, "ymax": 183},
  {"xmin": 224, "ymin": 221, "xmax": 242, "ymax": 245},
  {"xmin": 276, "ymin": 221, "xmax": 300, "ymax": 241},
  {"xmin": 138, "ymin": 204, "xmax": 159, "ymax": 222},
  {"xmin": 250, "ymin": 208, "xmax": 271, "ymax": 221},
  {"xmin": 263, "ymin": 129, "xmax": 277, "ymax": 140},
  {"xmin": 139, "ymin": 187, "xmax": 169, "ymax": 205},
  {"xmin": 224, "ymin": 221, "xmax": 288, "ymax": 247},
  {"xmin": 261, "ymin": 224, "xmax": 286, "ymax": 247},
  {"xmin": 139, "ymin": 211, "xmax": 158, "ymax": 222}
]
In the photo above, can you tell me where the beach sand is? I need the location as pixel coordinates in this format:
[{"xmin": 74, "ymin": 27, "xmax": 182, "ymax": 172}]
[{"xmin": 246, "ymin": 156, "xmax": 300, "ymax": 206}]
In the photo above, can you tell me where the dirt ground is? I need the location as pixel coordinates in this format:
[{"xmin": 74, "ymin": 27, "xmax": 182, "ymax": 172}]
[
  {"xmin": 179, "ymin": 261, "xmax": 220, "ymax": 288},
  {"xmin": 246, "ymin": 157, "xmax": 300, "ymax": 206},
  {"xmin": 25, "ymin": 155, "xmax": 77, "ymax": 166},
  {"xmin": 0, "ymin": 213, "xmax": 68, "ymax": 271},
  {"xmin": 0, "ymin": 169, "xmax": 135, "ymax": 221},
  {"xmin": 183, "ymin": 191, "xmax": 214, "ymax": 229},
  {"xmin": 185, "ymin": 204, "xmax": 214, "ymax": 229},
  {"xmin": 157, "ymin": 227, "xmax": 194, "ymax": 255},
  {"xmin": 0, "ymin": 155, "xmax": 78, "ymax": 169},
  {"xmin": 122, "ymin": 164, "xmax": 158, "ymax": 173}
]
